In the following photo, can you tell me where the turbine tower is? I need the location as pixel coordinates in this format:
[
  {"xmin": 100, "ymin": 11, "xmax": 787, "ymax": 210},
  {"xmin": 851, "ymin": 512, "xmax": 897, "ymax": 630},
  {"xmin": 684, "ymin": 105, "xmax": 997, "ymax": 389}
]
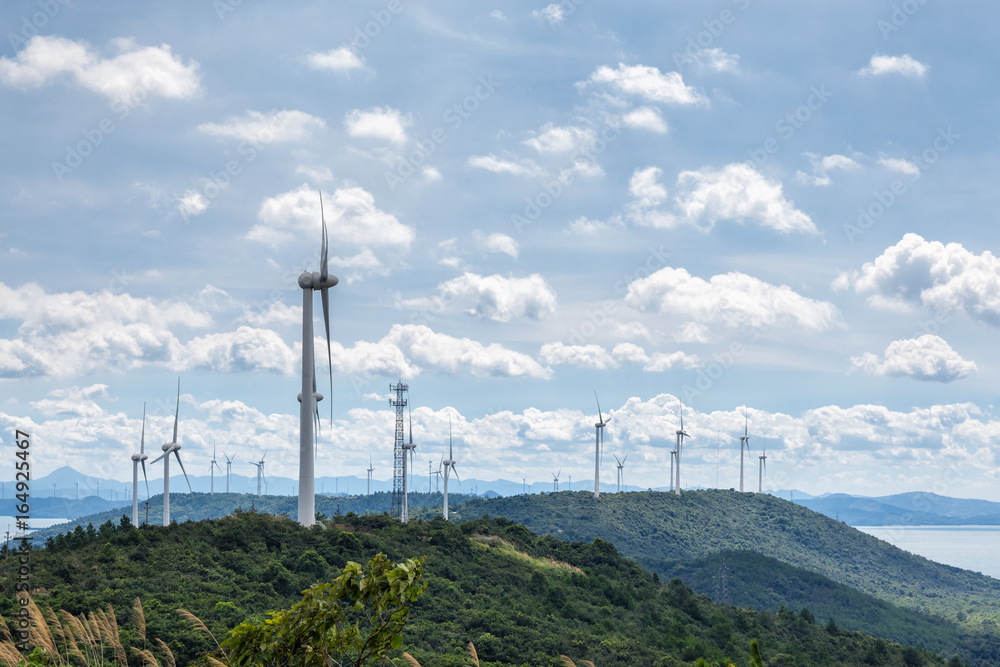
[
  {"xmin": 251, "ymin": 452, "xmax": 266, "ymax": 496},
  {"xmin": 552, "ymin": 470, "xmax": 560, "ymax": 492},
  {"xmin": 615, "ymin": 453, "xmax": 628, "ymax": 493},
  {"xmin": 522, "ymin": 474, "xmax": 528, "ymax": 495},
  {"xmin": 296, "ymin": 191, "xmax": 338, "ymax": 527},
  {"xmin": 442, "ymin": 417, "xmax": 460, "ymax": 520},
  {"xmin": 130, "ymin": 403, "xmax": 149, "ymax": 526},
  {"xmin": 740, "ymin": 408, "xmax": 751, "ymax": 493},
  {"xmin": 674, "ymin": 400, "xmax": 690, "ymax": 495},
  {"xmin": 669, "ymin": 447, "xmax": 676, "ymax": 492},
  {"xmin": 389, "ymin": 381, "xmax": 408, "ymax": 519},
  {"xmin": 593, "ymin": 392, "xmax": 610, "ymax": 499},
  {"xmin": 223, "ymin": 452, "xmax": 234, "ymax": 493},
  {"xmin": 367, "ymin": 454, "xmax": 374, "ymax": 496},
  {"xmin": 150, "ymin": 379, "xmax": 192, "ymax": 526},
  {"xmin": 209, "ymin": 441, "xmax": 222, "ymax": 494},
  {"xmin": 759, "ymin": 442, "xmax": 767, "ymax": 494},
  {"xmin": 400, "ymin": 402, "xmax": 417, "ymax": 523}
]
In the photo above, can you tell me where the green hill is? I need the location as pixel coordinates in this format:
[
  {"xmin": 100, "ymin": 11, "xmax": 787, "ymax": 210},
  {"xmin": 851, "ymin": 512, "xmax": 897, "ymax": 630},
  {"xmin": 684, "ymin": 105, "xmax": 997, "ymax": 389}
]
[{"xmin": 2, "ymin": 511, "xmax": 956, "ymax": 667}]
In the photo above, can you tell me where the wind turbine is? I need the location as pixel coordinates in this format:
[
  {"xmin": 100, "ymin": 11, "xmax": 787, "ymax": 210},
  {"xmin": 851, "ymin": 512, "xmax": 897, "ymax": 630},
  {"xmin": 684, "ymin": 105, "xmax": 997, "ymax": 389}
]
[
  {"xmin": 740, "ymin": 408, "xmax": 751, "ymax": 493},
  {"xmin": 223, "ymin": 452, "xmax": 234, "ymax": 493},
  {"xmin": 432, "ymin": 456, "xmax": 443, "ymax": 493},
  {"xmin": 759, "ymin": 442, "xmax": 767, "ymax": 494},
  {"xmin": 209, "ymin": 441, "xmax": 222, "ymax": 494},
  {"xmin": 250, "ymin": 452, "xmax": 267, "ymax": 496},
  {"xmin": 401, "ymin": 403, "xmax": 417, "ymax": 522},
  {"xmin": 552, "ymin": 470, "xmax": 560, "ymax": 492},
  {"xmin": 130, "ymin": 403, "xmax": 150, "ymax": 526},
  {"xmin": 442, "ymin": 417, "xmax": 460, "ymax": 520},
  {"xmin": 669, "ymin": 447, "xmax": 676, "ymax": 492},
  {"xmin": 522, "ymin": 474, "xmax": 528, "ymax": 495},
  {"xmin": 150, "ymin": 379, "xmax": 192, "ymax": 526},
  {"xmin": 296, "ymin": 191, "xmax": 338, "ymax": 527},
  {"xmin": 367, "ymin": 454, "xmax": 374, "ymax": 496},
  {"xmin": 593, "ymin": 392, "xmax": 610, "ymax": 499},
  {"xmin": 614, "ymin": 453, "xmax": 628, "ymax": 493},
  {"xmin": 674, "ymin": 400, "xmax": 690, "ymax": 495}
]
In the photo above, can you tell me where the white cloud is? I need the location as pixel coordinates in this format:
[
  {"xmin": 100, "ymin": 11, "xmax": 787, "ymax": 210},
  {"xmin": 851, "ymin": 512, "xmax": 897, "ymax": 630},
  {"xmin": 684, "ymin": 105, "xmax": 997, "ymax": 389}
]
[
  {"xmin": 626, "ymin": 267, "xmax": 839, "ymax": 331},
  {"xmin": 307, "ymin": 47, "xmax": 364, "ymax": 71},
  {"xmin": 859, "ymin": 54, "xmax": 928, "ymax": 78},
  {"xmin": 490, "ymin": 10, "xmax": 507, "ymax": 21},
  {"xmin": 611, "ymin": 342, "xmax": 649, "ymax": 364},
  {"xmin": 795, "ymin": 153, "xmax": 861, "ymax": 186},
  {"xmin": 566, "ymin": 216, "xmax": 623, "ymax": 235},
  {"xmin": 539, "ymin": 342, "xmax": 618, "ymax": 369},
  {"xmin": 878, "ymin": 156, "xmax": 921, "ymax": 177},
  {"xmin": 674, "ymin": 321, "xmax": 711, "ymax": 343},
  {"xmin": 523, "ymin": 124, "xmax": 596, "ymax": 154},
  {"xmin": 183, "ymin": 326, "xmax": 299, "ymax": 374},
  {"xmin": 628, "ymin": 163, "xmax": 816, "ymax": 233},
  {"xmin": 403, "ymin": 273, "xmax": 557, "ymax": 322},
  {"xmin": 295, "ymin": 165, "xmax": 335, "ymax": 183},
  {"xmin": 850, "ymin": 335, "xmax": 977, "ymax": 382},
  {"xmin": 343, "ymin": 106, "xmax": 412, "ymax": 144},
  {"xmin": 474, "ymin": 231, "xmax": 519, "ymax": 259},
  {"xmin": 585, "ymin": 63, "xmax": 706, "ymax": 105},
  {"xmin": 845, "ymin": 233, "xmax": 1000, "ymax": 326},
  {"xmin": 689, "ymin": 47, "xmax": 740, "ymax": 73},
  {"xmin": 0, "ymin": 36, "xmax": 200, "ymax": 105},
  {"xmin": 176, "ymin": 190, "xmax": 208, "ymax": 218},
  {"xmin": 197, "ymin": 109, "xmax": 325, "ymax": 143},
  {"xmin": 643, "ymin": 351, "xmax": 703, "ymax": 372},
  {"xmin": 422, "ymin": 166, "xmax": 442, "ymax": 182},
  {"xmin": 622, "ymin": 107, "xmax": 669, "ymax": 133},
  {"xmin": 532, "ymin": 4, "xmax": 564, "ymax": 24},
  {"xmin": 467, "ymin": 154, "xmax": 542, "ymax": 177}
]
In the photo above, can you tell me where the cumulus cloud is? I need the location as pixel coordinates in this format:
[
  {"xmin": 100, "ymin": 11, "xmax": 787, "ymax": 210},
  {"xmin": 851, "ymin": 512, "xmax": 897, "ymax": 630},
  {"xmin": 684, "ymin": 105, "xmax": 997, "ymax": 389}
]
[
  {"xmin": 532, "ymin": 4, "xmax": 564, "ymax": 24},
  {"xmin": 539, "ymin": 342, "xmax": 618, "ymax": 369},
  {"xmin": 643, "ymin": 351, "xmax": 703, "ymax": 372},
  {"xmin": 523, "ymin": 124, "xmax": 596, "ymax": 154},
  {"xmin": 626, "ymin": 267, "xmax": 839, "ymax": 331},
  {"xmin": 850, "ymin": 335, "xmax": 977, "ymax": 382},
  {"xmin": 474, "ymin": 231, "xmax": 519, "ymax": 259},
  {"xmin": 176, "ymin": 190, "xmax": 208, "ymax": 218},
  {"xmin": 402, "ymin": 273, "xmax": 557, "ymax": 322},
  {"xmin": 622, "ymin": 106, "xmax": 669, "ymax": 133},
  {"xmin": 795, "ymin": 153, "xmax": 861, "ymax": 186},
  {"xmin": 842, "ymin": 234, "xmax": 1000, "ymax": 326},
  {"xmin": 688, "ymin": 47, "xmax": 740, "ymax": 72},
  {"xmin": 859, "ymin": 54, "xmax": 928, "ymax": 78},
  {"xmin": 249, "ymin": 184, "xmax": 414, "ymax": 273},
  {"xmin": 0, "ymin": 36, "xmax": 200, "ymax": 104},
  {"xmin": 628, "ymin": 163, "xmax": 816, "ymax": 233},
  {"xmin": 584, "ymin": 63, "xmax": 706, "ymax": 105},
  {"xmin": 467, "ymin": 154, "xmax": 542, "ymax": 177},
  {"xmin": 343, "ymin": 106, "xmax": 412, "ymax": 144},
  {"xmin": 197, "ymin": 109, "xmax": 325, "ymax": 143},
  {"xmin": 611, "ymin": 342, "xmax": 650, "ymax": 364},
  {"xmin": 878, "ymin": 156, "xmax": 921, "ymax": 177},
  {"xmin": 307, "ymin": 47, "xmax": 364, "ymax": 71}
]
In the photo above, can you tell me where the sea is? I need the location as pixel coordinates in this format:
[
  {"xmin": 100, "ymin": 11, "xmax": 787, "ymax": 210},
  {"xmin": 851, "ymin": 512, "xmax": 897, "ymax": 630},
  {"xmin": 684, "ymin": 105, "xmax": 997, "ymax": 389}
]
[
  {"xmin": 856, "ymin": 525, "xmax": 1000, "ymax": 580},
  {"xmin": 0, "ymin": 515, "xmax": 70, "ymax": 537}
]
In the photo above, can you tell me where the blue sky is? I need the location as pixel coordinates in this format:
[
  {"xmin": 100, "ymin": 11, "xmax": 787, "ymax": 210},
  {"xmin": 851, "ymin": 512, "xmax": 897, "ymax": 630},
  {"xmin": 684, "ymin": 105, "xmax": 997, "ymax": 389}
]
[{"xmin": 2, "ymin": 0, "xmax": 999, "ymax": 500}]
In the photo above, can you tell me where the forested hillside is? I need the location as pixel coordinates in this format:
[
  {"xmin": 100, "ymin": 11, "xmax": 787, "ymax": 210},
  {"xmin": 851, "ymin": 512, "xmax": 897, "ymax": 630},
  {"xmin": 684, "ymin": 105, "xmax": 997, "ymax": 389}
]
[{"xmin": 2, "ymin": 511, "xmax": 958, "ymax": 667}]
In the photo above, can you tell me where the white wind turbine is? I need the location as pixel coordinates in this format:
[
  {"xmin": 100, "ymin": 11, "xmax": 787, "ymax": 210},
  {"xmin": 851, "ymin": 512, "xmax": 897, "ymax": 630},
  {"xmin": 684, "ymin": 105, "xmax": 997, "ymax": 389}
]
[
  {"xmin": 251, "ymin": 451, "xmax": 267, "ymax": 496},
  {"xmin": 593, "ymin": 392, "xmax": 610, "ymax": 498},
  {"xmin": 669, "ymin": 446, "xmax": 676, "ymax": 492},
  {"xmin": 739, "ymin": 408, "xmax": 751, "ymax": 493},
  {"xmin": 522, "ymin": 474, "xmax": 528, "ymax": 495},
  {"xmin": 150, "ymin": 379, "xmax": 192, "ymax": 526},
  {"xmin": 442, "ymin": 417, "xmax": 460, "ymax": 520},
  {"xmin": 552, "ymin": 470, "xmax": 560, "ymax": 492},
  {"xmin": 130, "ymin": 403, "xmax": 149, "ymax": 526},
  {"xmin": 296, "ymin": 191, "xmax": 338, "ymax": 527},
  {"xmin": 401, "ymin": 404, "xmax": 417, "ymax": 522},
  {"xmin": 674, "ymin": 401, "xmax": 690, "ymax": 495},
  {"xmin": 223, "ymin": 452, "xmax": 234, "ymax": 493},
  {"xmin": 367, "ymin": 454, "xmax": 374, "ymax": 496},
  {"xmin": 759, "ymin": 442, "xmax": 767, "ymax": 493},
  {"xmin": 614, "ymin": 453, "xmax": 628, "ymax": 493},
  {"xmin": 209, "ymin": 441, "xmax": 222, "ymax": 494}
]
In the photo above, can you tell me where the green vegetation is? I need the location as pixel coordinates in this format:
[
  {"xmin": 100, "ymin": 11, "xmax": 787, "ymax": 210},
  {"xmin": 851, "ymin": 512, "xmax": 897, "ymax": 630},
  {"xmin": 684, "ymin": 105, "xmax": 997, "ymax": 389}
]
[{"xmin": 1, "ymin": 511, "xmax": 956, "ymax": 666}]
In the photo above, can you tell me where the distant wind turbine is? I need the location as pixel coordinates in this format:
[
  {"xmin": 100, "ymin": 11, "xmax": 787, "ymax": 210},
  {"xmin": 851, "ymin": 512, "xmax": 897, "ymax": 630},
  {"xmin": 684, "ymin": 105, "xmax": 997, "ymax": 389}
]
[
  {"xmin": 442, "ymin": 417, "xmax": 460, "ymax": 520},
  {"xmin": 150, "ymin": 379, "xmax": 192, "ymax": 526},
  {"xmin": 674, "ymin": 400, "xmax": 690, "ymax": 495},
  {"xmin": 367, "ymin": 454, "xmax": 374, "ymax": 496},
  {"xmin": 759, "ymin": 442, "xmax": 767, "ymax": 494},
  {"xmin": 740, "ymin": 407, "xmax": 751, "ymax": 493},
  {"xmin": 593, "ymin": 392, "xmax": 610, "ymax": 499},
  {"xmin": 130, "ymin": 403, "xmax": 150, "ymax": 526},
  {"xmin": 296, "ymin": 191, "xmax": 338, "ymax": 527},
  {"xmin": 224, "ymin": 452, "xmax": 234, "ymax": 493},
  {"xmin": 615, "ymin": 453, "xmax": 628, "ymax": 493},
  {"xmin": 552, "ymin": 470, "xmax": 560, "ymax": 492},
  {"xmin": 401, "ymin": 403, "xmax": 417, "ymax": 522},
  {"xmin": 522, "ymin": 474, "xmax": 528, "ymax": 495},
  {"xmin": 251, "ymin": 451, "xmax": 267, "ymax": 496},
  {"xmin": 209, "ymin": 441, "xmax": 222, "ymax": 494}
]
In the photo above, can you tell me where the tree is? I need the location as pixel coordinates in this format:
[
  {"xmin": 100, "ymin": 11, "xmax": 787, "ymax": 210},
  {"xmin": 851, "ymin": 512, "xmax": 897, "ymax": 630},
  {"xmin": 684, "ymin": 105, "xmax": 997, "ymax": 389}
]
[{"xmin": 223, "ymin": 553, "xmax": 427, "ymax": 667}]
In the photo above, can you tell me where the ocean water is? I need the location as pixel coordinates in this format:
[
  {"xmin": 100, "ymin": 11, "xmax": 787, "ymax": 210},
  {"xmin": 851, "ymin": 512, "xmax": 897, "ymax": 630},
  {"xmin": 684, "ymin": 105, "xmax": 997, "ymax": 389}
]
[
  {"xmin": 0, "ymin": 515, "xmax": 70, "ymax": 536},
  {"xmin": 856, "ymin": 525, "xmax": 1000, "ymax": 580}
]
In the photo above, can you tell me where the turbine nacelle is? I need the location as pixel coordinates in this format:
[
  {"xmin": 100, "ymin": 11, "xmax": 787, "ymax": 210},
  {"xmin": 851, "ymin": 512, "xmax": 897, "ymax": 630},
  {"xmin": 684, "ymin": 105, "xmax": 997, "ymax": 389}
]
[{"xmin": 297, "ymin": 271, "xmax": 339, "ymax": 290}]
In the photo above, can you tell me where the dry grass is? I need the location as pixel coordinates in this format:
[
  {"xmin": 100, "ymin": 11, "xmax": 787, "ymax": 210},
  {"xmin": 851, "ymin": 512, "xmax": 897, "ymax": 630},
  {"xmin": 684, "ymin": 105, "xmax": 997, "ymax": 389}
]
[
  {"xmin": 471, "ymin": 535, "xmax": 586, "ymax": 575},
  {"xmin": 466, "ymin": 641, "xmax": 479, "ymax": 667}
]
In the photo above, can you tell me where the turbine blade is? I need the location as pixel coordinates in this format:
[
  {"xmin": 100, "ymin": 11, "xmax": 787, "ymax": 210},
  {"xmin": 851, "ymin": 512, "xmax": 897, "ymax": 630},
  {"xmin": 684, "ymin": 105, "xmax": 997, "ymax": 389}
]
[
  {"xmin": 174, "ymin": 451, "xmax": 192, "ymax": 492},
  {"xmin": 322, "ymin": 287, "xmax": 333, "ymax": 425},
  {"xmin": 141, "ymin": 460, "xmax": 149, "ymax": 496},
  {"xmin": 452, "ymin": 464, "xmax": 460, "ymax": 484},
  {"xmin": 172, "ymin": 378, "xmax": 180, "ymax": 444},
  {"xmin": 150, "ymin": 452, "xmax": 166, "ymax": 464},
  {"xmin": 140, "ymin": 402, "xmax": 146, "ymax": 454},
  {"xmin": 594, "ymin": 391, "xmax": 603, "ymax": 423},
  {"xmin": 449, "ymin": 415, "xmax": 453, "ymax": 458},
  {"xmin": 319, "ymin": 191, "xmax": 329, "ymax": 281}
]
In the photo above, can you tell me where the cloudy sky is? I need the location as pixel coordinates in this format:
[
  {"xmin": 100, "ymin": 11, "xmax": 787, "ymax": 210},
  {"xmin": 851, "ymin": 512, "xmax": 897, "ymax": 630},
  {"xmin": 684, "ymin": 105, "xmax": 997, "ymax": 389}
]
[{"xmin": 2, "ymin": 0, "xmax": 999, "ymax": 500}]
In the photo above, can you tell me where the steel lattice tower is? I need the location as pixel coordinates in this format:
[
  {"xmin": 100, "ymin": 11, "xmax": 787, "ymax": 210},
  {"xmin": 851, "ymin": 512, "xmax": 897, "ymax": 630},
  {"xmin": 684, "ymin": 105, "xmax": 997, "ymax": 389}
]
[{"xmin": 389, "ymin": 382, "xmax": 408, "ymax": 519}]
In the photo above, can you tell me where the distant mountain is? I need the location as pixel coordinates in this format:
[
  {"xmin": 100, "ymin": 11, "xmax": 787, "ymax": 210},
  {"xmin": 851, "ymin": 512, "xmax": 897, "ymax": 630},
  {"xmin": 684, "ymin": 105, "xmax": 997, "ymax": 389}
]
[{"xmin": 797, "ymin": 492, "xmax": 1000, "ymax": 526}]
